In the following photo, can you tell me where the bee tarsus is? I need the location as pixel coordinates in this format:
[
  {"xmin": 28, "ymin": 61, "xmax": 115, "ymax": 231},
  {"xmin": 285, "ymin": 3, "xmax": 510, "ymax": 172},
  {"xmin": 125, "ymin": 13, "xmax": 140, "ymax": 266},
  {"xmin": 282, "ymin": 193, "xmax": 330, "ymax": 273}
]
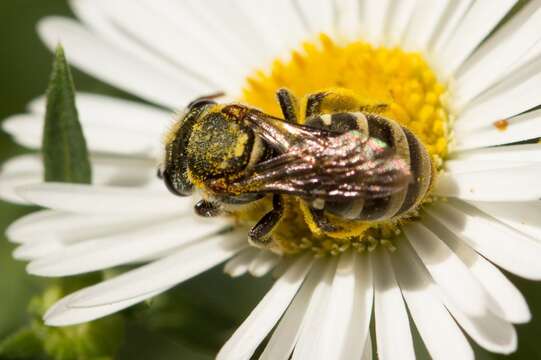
[
  {"xmin": 309, "ymin": 207, "xmax": 342, "ymax": 233},
  {"xmin": 248, "ymin": 194, "xmax": 283, "ymax": 248}
]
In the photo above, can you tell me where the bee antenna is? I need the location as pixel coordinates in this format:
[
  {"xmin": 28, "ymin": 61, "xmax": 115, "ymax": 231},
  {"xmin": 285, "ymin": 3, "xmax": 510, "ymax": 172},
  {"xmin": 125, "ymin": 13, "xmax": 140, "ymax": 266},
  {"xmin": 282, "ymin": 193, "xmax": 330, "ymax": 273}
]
[{"xmin": 187, "ymin": 92, "xmax": 226, "ymax": 109}]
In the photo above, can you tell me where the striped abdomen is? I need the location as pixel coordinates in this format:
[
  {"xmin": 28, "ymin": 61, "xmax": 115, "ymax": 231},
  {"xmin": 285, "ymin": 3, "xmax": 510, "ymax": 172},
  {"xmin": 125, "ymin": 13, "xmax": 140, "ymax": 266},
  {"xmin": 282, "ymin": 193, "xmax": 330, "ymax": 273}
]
[{"xmin": 305, "ymin": 112, "xmax": 433, "ymax": 222}]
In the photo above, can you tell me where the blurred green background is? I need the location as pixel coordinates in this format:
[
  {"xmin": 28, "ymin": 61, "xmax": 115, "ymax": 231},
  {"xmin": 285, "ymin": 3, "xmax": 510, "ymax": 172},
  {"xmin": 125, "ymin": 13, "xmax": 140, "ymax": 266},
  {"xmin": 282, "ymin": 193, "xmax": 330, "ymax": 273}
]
[{"xmin": 0, "ymin": 1, "xmax": 540, "ymax": 359}]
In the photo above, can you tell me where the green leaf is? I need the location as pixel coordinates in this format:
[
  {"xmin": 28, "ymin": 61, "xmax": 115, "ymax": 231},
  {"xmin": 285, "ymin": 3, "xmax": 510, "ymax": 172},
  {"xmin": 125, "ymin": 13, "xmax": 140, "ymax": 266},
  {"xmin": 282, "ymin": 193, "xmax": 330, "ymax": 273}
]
[
  {"xmin": 0, "ymin": 328, "xmax": 45, "ymax": 360},
  {"xmin": 42, "ymin": 45, "xmax": 91, "ymax": 184}
]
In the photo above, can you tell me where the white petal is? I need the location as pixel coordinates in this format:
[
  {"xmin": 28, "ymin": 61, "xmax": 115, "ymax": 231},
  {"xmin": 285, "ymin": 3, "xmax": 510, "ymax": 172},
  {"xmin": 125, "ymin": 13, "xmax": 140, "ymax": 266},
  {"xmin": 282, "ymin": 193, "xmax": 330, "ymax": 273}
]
[
  {"xmin": 98, "ymin": 0, "xmax": 243, "ymax": 93},
  {"xmin": 68, "ymin": 0, "xmax": 208, "ymax": 98},
  {"xmin": 423, "ymin": 213, "xmax": 531, "ymax": 324},
  {"xmin": 223, "ymin": 248, "xmax": 259, "ymax": 278},
  {"xmin": 45, "ymin": 287, "xmax": 167, "ymax": 327},
  {"xmin": 0, "ymin": 171, "xmax": 40, "ymax": 205},
  {"xmin": 44, "ymin": 230, "xmax": 240, "ymax": 326},
  {"xmin": 259, "ymin": 260, "xmax": 326, "ymax": 360},
  {"xmin": 0, "ymin": 156, "xmax": 39, "ymax": 203},
  {"xmin": 455, "ymin": 61, "xmax": 541, "ymax": 133},
  {"xmin": 385, "ymin": 0, "xmax": 416, "ymax": 47},
  {"xmin": 0, "ymin": 155, "xmax": 159, "ymax": 205},
  {"xmin": 373, "ymin": 250, "xmax": 415, "ymax": 360},
  {"xmin": 15, "ymin": 183, "xmax": 190, "ymax": 215},
  {"xmin": 391, "ymin": 239, "xmax": 474, "ymax": 360},
  {"xmin": 217, "ymin": 255, "xmax": 313, "ymax": 360},
  {"xmin": 468, "ymin": 201, "xmax": 541, "ymax": 243},
  {"xmin": 443, "ymin": 159, "xmax": 531, "ymax": 174},
  {"xmin": 318, "ymin": 253, "xmax": 374, "ymax": 360},
  {"xmin": 271, "ymin": 257, "xmax": 295, "ymax": 279},
  {"xmin": 441, "ymin": 295, "xmax": 517, "ymax": 354},
  {"xmin": 453, "ymin": 2, "xmax": 541, "ymax": 110},
  {"xmin": 28, "ymin": 93, "xmax": 171, "ymax": 136},
  {"xmin": 2, "ymin": 114, "xmax": 159, "ymax": 157},
  {"xmin": 295, "ymin": 0, "xmax": 334, "ymax": 35},
  {"xmin": 435, "ymin": 164, "xmax": 541, "ymax": 202},
  {"xmin": 27, "ymin": 216, "xmax": 229, "ymax": 276},
  {"xmin": 362, "ymin": 334, "xmax": 372, "ymax": 360},
  {"xmin": 454, "ymin": 110, "xmax": 541, "ymax": 151},
  {"xmin": 426, "ymin": 200, "xmax": 541, "ymax": 280},
  {"xmin": 512, "ymin": 31, "xmax": 541, "ymax": 76},
  {"xmin": 232, "ymin": 0, "xmax": 309, "ymax": 59},
  {"xmin": 180, "ymin": 0, "xmax": 267, "ymax": 77},
  {"xmin": 6, "ymin": 210, "xmax": 149, "ymax": 244},
  {"xmin": 87, "ymin": 157, "xmax": 158, "ymax": 188},
  {"xmin": 248, "ymin": 251, "xmax": 280, "ymax": 277},
  {"xmin": 430, "ymin": 0, "xmax": 474, "ymax": 54},
  {"xmin": 404, "ymin": 222, "xmax": 492, "ymax": 317},
  {"xmin": 59, "ymin": 230, "xmax": 245, "ymax": 310},
  {"xmin": 14, "ymin": 240, "xmax": 65, "ymax": 261},
  {"xmin": 334, "ymin": 0, "xmax": 362, "ymax": 39},
  {"xmin": 437, "ymin": 0, "xmax": 516, "ymax": 78},
  {"xmin": 402, "ymin": 0, "xmax": 448, "ymax": 52},
  {"xmin": 38, "ymin": 17, "xmax": 210, "ymax": 108},
  {"xmin": 184, "ymin": 0, "xmax": 272, "ymax": 70},
  {"xmin": 292, "ymin": 259, "xmax": 338, "ymax": 360},
  {"xmin": 362, "ymin": 0, "xmax": 391, "ymax": 46},
  {"xmin": 1, "ymin": 154, "xmax": 42, "ymax": 174},
  {"xmin": 451, "ymin": 144, "xmax": 541, "ymax": 163}
]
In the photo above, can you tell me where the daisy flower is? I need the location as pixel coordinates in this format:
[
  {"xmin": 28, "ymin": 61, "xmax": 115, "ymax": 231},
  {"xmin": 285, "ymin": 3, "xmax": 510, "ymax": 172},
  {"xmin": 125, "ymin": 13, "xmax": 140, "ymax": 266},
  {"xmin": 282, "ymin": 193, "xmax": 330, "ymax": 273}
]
[{"xmin": 2, "ymin": 0, "xmax": 541, "ymax": 359}]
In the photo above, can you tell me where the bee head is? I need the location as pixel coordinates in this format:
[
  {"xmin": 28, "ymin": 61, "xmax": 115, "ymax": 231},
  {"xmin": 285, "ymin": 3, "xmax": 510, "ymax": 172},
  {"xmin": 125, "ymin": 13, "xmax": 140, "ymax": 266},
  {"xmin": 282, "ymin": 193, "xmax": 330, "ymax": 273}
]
[
  {"xmin": 162, "ymin": 99, "xmax": 258, "ymax": 197},
  {"xmin": 161, "ymin": 98, "xmax": 219, "ymax": 196}
]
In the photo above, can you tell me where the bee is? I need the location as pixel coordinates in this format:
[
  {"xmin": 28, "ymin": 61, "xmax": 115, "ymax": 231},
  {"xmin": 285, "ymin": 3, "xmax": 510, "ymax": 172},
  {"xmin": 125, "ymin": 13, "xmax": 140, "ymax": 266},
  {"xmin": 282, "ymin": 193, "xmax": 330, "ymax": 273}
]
[{"xmin": 160, "ymin": 88, "xmax": 432, "ymax": 248}]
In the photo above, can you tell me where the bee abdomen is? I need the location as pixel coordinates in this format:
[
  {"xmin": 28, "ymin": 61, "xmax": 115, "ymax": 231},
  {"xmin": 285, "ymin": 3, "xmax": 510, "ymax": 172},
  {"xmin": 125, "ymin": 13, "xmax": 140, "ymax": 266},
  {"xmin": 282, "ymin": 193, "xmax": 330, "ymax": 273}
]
[
  {"xmin": 395, "ymin": 127, "xmax": 432, "ymax": 215},
  {"xmin": 324, "ymin": 113, "xmax": 432, "ymax": 222}
]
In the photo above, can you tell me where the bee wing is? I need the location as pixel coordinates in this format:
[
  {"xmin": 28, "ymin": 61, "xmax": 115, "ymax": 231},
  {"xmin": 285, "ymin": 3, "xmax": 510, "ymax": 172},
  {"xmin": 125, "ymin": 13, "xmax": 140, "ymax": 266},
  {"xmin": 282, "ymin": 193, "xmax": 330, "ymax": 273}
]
[
  {"xmin": 220, "ymin": 131, "xmax": 412, "ymax": 201},
  {"xmin": 243, "ymin": 111, "xmax": 331, "ymax": 152}
]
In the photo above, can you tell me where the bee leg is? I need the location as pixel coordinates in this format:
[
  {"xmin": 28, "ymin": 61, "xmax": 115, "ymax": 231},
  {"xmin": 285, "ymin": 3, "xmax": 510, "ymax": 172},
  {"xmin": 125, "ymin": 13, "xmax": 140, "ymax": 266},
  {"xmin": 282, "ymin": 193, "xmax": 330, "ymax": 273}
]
[
  {"xmin": 194, "ymin": 200, "xmax": 222, "ymax": 217},
  {"xmin": 277, "ymin": 88, "xmax": 299, "ymax": 123},
  {"xmin": 248, "ymin": 194, "xmax": 283, "ymax": 248},
  {"xmin": 305, "ymin": 92, "xmax": 327, "ymax": 118},
  {"xmin": 309, "ymin": 207, "xmax": 343, "ymax": 233},
  {"xmin": 305, "ymin": 89, "xmax": 390, "ymax": 118}
]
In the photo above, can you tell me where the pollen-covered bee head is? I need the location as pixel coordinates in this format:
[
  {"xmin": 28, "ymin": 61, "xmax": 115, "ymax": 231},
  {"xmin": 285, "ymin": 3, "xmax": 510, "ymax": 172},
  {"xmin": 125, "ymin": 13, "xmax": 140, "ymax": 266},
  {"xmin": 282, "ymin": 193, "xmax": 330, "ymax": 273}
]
[{"xmin": 161, "ymin": 99, "xmax": 260, "ymax": 197}]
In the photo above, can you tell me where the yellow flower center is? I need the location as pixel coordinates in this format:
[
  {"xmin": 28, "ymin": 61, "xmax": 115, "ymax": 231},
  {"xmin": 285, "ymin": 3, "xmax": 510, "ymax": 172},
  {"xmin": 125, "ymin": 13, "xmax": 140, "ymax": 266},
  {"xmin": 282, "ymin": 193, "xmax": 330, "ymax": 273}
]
[{"xmin": 237, "ymin": 34, "xmax": 450, "ymax": 256}]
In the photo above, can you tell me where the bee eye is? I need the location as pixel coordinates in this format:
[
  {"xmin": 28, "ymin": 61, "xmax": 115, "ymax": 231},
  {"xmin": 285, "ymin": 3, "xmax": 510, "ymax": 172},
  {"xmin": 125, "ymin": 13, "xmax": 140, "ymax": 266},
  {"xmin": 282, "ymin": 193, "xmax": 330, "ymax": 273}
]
[
  {"xmin": 163, "ymin": 170, "xmax": 181, "ymax": 196},
  {"xmin": 162, "ymin": 169, "xmax": 192, "ymax": 197},
  {"xmin": 162, "ymin": 171, "xmax": 190, "ymax": 196}
]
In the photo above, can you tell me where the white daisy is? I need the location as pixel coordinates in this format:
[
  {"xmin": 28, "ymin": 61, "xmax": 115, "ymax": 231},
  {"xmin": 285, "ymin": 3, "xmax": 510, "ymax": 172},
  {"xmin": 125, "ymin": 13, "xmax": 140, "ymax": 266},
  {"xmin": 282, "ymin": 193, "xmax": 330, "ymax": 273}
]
[{"xmin": 2, "ymin": 0, "xmax": 541, "ymax": 359}]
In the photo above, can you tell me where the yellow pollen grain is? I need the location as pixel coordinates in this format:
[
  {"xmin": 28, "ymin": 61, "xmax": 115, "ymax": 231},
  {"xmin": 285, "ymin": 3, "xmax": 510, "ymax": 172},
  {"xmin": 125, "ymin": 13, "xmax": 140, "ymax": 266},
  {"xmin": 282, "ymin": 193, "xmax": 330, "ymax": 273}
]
[{"xmin": 237, "ymin": 34, "xmax": 450, "ymax": 256}]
